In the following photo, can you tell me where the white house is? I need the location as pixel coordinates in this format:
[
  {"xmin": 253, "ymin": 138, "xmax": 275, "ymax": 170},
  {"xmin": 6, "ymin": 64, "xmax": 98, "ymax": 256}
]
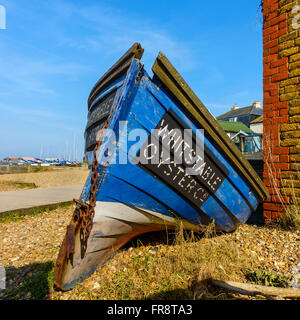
[{"xmin": 250, "ymin": 115, "xmax": 263, "ymax": 134}]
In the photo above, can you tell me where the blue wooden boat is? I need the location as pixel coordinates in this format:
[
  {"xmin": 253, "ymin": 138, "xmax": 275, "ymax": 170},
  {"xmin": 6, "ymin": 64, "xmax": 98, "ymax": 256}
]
[{"xmin": 54, "ymin": 43, "xmax": 269, "ymax": 290}]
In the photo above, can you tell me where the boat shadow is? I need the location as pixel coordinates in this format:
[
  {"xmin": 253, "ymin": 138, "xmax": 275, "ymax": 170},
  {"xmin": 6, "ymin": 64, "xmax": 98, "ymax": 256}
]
[
  {"xmin": 145, "ymin": 278, "xmax": 250, "ymax": 300},
  {"xmin": 123, "ymin": 228, "xmax": 225, "ymax": 249},
  {"xmin": 246, "ymin": 203, "xmax": 265, "ymax": 226},
  {"xmin": 2, "ymin": 261, "xmax": 54, "ymax": 300},
  {"xmin": 123, "ymin": 202, "xmax": 266, "ymax": 250}
]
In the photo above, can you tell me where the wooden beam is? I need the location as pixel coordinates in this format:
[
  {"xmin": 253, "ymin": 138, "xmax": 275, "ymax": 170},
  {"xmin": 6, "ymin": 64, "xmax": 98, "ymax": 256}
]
[{"xmin": 211, "ymin": 280, "xmax": 300, "ymax": 299}]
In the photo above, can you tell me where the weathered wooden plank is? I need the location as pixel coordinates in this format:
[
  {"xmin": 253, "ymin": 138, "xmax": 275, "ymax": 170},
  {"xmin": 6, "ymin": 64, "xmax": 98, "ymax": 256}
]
[
  {"xmin": 211, "ymin": 279, "xmax": 300, "ymax": 299},
  {"xmin": 88, "ymin": 42, "xmax": 144, "ymax": 109}
]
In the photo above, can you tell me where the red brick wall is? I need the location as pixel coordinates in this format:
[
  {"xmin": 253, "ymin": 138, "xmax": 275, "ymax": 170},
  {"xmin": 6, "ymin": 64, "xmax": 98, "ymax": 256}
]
[{"xmin": 263, "ymin": 0, "xmax": 300, "ymax": 220}]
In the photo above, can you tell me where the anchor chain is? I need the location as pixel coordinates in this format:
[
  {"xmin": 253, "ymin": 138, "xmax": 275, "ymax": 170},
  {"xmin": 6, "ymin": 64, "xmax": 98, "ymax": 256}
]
[
  {"xmin": 72, "ymin": 139, "xmax": 101, "ymax": 259},
  {"xmin": 76, "ymin": 63, "xmax": 144, "ymax": 247},
  {"xmin": 54, "ymin": 138, "xmax": 102, "ymax": 288},
  {"xmin": 54, "ymin": 78, "xmax": 121, "ymax": 288},
  {"xmin": 68, "ymin": 102, "xmax": 116, "ymax": 260}
]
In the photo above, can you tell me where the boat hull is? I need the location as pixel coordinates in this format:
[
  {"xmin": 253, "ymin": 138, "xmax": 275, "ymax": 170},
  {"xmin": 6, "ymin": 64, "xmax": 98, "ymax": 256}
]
[
  {"xmin": 83, "ymin": 60, "xmax": 259, "ymax": 231},
  {"xmin": 59, "ymin": 201, "xmax": 179, "ymax": 290},
  {"xmin": 54, "ymin": 44, "xmax": 269, "ymax": 290}
]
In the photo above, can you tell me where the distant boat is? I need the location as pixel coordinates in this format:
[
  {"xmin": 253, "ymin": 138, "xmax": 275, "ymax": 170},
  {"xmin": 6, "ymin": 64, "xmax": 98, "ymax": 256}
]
[
  {"xmin": 54, "ymin": 43, "xmax": 269, "ymax": 290},
  {"xmin": 40, "ymin": 163, "xmax": 50, "ymax": 167}
]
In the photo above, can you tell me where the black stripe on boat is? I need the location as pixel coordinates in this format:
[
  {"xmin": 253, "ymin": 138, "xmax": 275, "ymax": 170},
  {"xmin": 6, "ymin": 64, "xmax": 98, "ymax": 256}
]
[{"xmin": 136, "ymin": 109, "xmax": 228, "ymax": 207}]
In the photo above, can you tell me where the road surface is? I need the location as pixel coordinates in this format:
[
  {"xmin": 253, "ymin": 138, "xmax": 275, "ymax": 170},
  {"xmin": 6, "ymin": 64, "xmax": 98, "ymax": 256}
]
[{"xmin": 0, "ymin": 185, "xmax": 82, "ymax": 214}]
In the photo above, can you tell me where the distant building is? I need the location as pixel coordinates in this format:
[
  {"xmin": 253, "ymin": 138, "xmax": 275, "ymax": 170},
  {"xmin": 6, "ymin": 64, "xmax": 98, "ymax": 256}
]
[
  {"xmin": 216, "ymin": 101, "xmax": 263, "ymax": 127},
  {"xmin": 218, "ymin": 120, "xmax": 262, "ymax": 155},
  {"xmin": 230, "ymin": 131, "xmax": 262, "ymax": 154},
  {"xmin": 217, "ymin": 120, "xmax": 253, "ymax": 138},
  {"xmin": 19, "ymin": 157, "xmax": 40, "ymax": 163},
  {"xmin": 250, "ymin": 115, "xmax": 263, "ymax": 134},
  {"xmin": 3, "ymin": 157, "xmax": 19, "ymax": 163}
]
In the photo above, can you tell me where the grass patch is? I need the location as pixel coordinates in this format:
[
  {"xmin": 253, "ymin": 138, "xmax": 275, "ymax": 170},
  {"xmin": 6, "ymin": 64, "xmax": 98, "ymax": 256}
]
[
  {"xmin": 0, "ymin": 202, "xmax": 73, "ymax": 223},
  {"xmin": 55, "ymin": 223, "xmax": 256, "ymax": 300},
  {"xmin": 28, "ymin": 166, "xmax": 52, "ymax": 173},
  {"xmin": 243, "ymin": 268, "xmax": 292, "ymax": 288},
  {"xmin": 0, "ymin": 165, "xmax": 54, "ymax": 175},
  {"xmin": 6, "ymin": 181, "xmax": 37, "ymax": 189},
  {"xmin": 268, "ymin": 205, "xmax": 300, "ymax": 231},
  {"xmin": 0, "ymin": 180, "xmax": 37, "ymax": 191},
  {"xmin": 4, "ymin": 262, "xmax": 55, "ymax": 300},
  {"xmin": 20, "ymin": 261, "xmax": 54, "ymax": 299}
]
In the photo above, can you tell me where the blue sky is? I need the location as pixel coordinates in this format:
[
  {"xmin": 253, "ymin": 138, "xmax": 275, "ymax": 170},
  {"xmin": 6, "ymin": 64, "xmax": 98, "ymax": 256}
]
[{"xmin": 0, "ymin": 0, "xmax": 263, "ymax": 160}]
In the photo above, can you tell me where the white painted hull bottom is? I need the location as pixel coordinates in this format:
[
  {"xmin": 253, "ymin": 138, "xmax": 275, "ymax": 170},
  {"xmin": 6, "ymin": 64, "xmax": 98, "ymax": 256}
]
[{"xmin": 57, "ymin": 201, "xmax": 202, "ymax": 291}]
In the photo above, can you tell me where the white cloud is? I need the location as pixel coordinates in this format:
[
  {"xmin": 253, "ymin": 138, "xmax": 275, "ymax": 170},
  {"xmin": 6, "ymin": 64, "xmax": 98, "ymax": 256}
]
[
  {"xmin": 46, "ymin": 1, "xmax": 199, "ymax": 72},
  {"xmin": 0, "ymin": 103, "xmax": 62, "ymax": 119},
  {"xmin": 0, "ymin": 45, "xmax": 87, "ymax": 96}
]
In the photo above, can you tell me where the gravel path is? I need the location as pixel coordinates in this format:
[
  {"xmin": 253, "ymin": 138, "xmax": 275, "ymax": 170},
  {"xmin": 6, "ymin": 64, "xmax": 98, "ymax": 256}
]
[
  {"xmin": 0, "ymin": 205, "xmax": 299, "ymax": 300},
  {"xmin": 0, "ymin": 206, "xmax": 73, "ymax": 299},
  {"xmin": 230, "ymin": 227, "xmax": 300, "ymax": 276},
  {"xmin": 0, "ymin": 185, "xmax": 82, "ymax": 214}
]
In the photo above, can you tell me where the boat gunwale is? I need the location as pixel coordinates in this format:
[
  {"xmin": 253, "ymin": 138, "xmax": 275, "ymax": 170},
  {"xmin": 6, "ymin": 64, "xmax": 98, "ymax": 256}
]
[
  {"xmin": 152, "ymin": 52, "xmax": 269, "ymax": 201},
  {"xmin": 88, "ymin": 42, "xmax": 144, "ymax": 109}
]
